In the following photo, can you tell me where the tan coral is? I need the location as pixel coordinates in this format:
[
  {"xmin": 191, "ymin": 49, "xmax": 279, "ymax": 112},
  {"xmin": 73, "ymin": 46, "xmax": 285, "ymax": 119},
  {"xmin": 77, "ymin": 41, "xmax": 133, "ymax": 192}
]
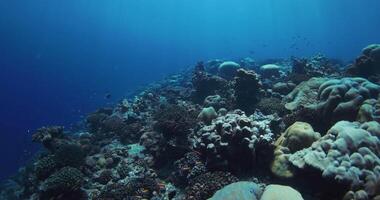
[{"xmin": 271, "ymin": 122, "xmax": 320, "ymax": 178}]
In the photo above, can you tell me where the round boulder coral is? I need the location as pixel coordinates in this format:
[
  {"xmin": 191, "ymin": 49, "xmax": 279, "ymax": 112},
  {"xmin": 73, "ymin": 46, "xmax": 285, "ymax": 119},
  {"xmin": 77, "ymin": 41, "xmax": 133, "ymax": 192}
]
[
  {"xmin": 271, "ymin": 122, "xmax": 320, "ymax": 178},
  {"xmin": 218, "ymin": 61, "xmax": 241, "ymax": 79},
  {"xmin": 186, "ymin": 171, "xmax": 238, "ymax": 200},
  {"xmin": 259, "ymin": 64, "xmax": 281, "ymax": 78}
]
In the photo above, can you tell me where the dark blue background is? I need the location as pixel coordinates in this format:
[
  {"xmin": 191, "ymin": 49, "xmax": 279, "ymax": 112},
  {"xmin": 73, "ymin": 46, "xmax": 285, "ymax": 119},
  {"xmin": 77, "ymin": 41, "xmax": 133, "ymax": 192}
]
[{"xmin": 1, "ymin": 0, "xmax": 380, "ymax": 180}]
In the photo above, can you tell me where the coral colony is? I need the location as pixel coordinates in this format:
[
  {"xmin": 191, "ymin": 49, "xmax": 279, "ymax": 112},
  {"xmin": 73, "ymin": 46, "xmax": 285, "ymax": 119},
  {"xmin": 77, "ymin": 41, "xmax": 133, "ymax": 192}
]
[{"xmin": 2, "ymin": 44, "xmax": 380, "ymax": 200}]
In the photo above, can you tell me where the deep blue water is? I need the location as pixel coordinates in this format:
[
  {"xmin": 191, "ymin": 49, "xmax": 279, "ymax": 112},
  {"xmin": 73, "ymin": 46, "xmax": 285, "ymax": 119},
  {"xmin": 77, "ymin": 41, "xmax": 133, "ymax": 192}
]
[{"xmin": 0, "ymin": 0, "xmax": 379, "ymax": 180}]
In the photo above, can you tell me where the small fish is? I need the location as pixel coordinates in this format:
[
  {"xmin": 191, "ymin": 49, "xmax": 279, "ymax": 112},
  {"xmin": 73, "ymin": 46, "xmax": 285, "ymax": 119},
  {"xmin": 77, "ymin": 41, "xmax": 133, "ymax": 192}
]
[{"xmin": 105, "ymin": 93, "xmax": 112, "ymax": 99}]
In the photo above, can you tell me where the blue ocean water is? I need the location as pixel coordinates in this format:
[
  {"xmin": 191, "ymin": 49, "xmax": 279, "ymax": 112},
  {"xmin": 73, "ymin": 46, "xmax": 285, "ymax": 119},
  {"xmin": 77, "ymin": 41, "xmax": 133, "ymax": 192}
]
[{"xmin": 0, "ymin": 0, "xmax": 379, "ymax": 181}]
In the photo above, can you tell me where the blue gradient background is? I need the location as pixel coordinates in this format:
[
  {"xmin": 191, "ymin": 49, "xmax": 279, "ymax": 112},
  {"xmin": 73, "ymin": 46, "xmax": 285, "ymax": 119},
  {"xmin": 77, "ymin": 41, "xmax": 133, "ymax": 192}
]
[{"xmin": 0, "ymin": 0, "xmax": 379, "ymax": 180}]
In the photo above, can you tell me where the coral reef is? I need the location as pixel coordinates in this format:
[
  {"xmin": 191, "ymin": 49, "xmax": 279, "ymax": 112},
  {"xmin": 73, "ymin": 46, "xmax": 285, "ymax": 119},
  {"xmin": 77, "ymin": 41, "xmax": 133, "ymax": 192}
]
[{"xmin": 4, "ymin": 46, "xmax": 380, "ymax": 200}]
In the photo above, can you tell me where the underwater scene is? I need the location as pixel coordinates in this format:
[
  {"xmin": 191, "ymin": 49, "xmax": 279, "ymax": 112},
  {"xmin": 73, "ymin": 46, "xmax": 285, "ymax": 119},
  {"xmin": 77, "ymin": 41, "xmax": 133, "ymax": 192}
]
[{"xmin": 1, "ymin": 0, "xmax": 380, "ymax": 199}]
